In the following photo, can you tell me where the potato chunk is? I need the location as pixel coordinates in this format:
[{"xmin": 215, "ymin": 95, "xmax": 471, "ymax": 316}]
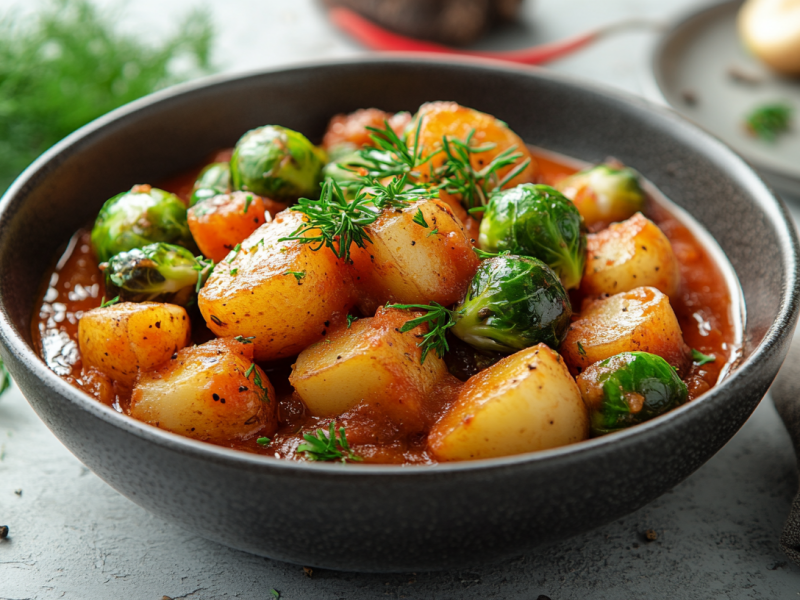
[
  {"xmin": 78, "ymin": 302, "xmax": 191, "ymax": 387},
  {"xmin": 413, "ymin": 102, "xmax": 538, "ymax": 190},
  {"xmin": 560, "ymin": 287, "xmax": 689, "ymax": 376},
  {"xmin": 290, "ymin": 307, "xmax": 448, "ymax": 429},
  {"xmin": 429, "ymin": 344, "xmax": 589, "ymax": 461},
  {"xmin": 350, "ymin": 198, "xmax": 479, "ymax": 313},
  {"xmin": 581, "ymin": 213, "xmax": 680, "ymax": 299},
  {"xmin": 130, "ymin": 338, "xmax": 277, "ymax": 443},
  {"xmin": 198, "ymin": 210, "xmax": 355, "ymax": 362},
  {"xmin": 187, "ymin": 191, "xmax": 287, "ymax": 263}
]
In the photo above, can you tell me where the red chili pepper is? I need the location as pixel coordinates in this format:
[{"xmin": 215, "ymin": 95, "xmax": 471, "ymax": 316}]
[{"xmin": 329, "ymin": 7, "xmax": 659, "ymax": 65}]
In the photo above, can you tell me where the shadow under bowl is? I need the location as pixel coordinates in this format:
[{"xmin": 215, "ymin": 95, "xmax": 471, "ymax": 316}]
[{"xmin": 0, "ymin": 57, "xmax": 796, "ymax": 572}]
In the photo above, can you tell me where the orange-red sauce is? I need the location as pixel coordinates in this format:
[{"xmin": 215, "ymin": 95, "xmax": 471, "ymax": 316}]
[{"xmin": 32, "ymin": 149, "xmax": 739, "ymax": 464}]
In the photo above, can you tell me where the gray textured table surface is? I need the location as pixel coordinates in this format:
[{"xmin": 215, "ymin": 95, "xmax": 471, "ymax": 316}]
[{"xmin": 3, "ymin": 0, "xmax": 800, "ymax": 598}]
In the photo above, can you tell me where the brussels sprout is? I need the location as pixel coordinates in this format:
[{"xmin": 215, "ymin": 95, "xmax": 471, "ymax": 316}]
[
  {"xmin": 103, "ymin": 243, "xmax": 204, "ymax": 306},
  {"xmin": 321, "ymin": 151, "xmax": 370, "ymax": 199},
  {"xmin": 577, "ymin": 351, "xmax": 688, "ymax": 436},
  {"xmin": 230, "ymin": 125, "xmax": 325, "ymax": 201},
  {"xmin": 555, "ymin": 164, "xmax": 645, "ymax": 228},
  {"xmin": 478, "ymin": 184, "xmax": 587, "ymax": 289},
  {"xmin": 91, "ymin": 184, "xmax": 194, "ymax": 263},
  {"xmin": 189, "ymin": 162, "xmax": 230, "ymax": 207},
  {"xmin": 451, "ymin": 255, "xmax": 572, "ymax": 353}
]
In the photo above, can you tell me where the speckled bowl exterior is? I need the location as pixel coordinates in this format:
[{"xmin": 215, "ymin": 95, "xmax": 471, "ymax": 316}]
[{"xmin": 0, "ymin": 58, "xmax": 796, "ymax": 573}]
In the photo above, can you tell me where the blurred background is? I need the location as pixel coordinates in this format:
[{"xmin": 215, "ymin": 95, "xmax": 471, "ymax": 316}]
[{"xmin": 2, "ymin": 0, "xmax": 796, "ymax": 197}]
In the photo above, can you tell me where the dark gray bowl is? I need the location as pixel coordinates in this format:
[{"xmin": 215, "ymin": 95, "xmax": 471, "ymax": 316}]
[{"xmin": 0, "ymin": 57, "xmax": 796, "ymax": 573}]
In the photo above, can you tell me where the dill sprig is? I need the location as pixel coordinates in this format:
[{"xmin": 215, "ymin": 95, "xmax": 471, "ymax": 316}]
[
  {"xmin": 297, "ymin": 421, "xmax": 362, "ymax": 463},
  {"xmin": 192, "ymin": 256, "xmax": 215, "ymax": 293},
  {"xmin": 280, "ymin": 180, "xmax": 380, "ymax": 263},
  {"xmin": 434, "ymin": 130, "xmax": 531, "ymax": 210},
  {"xmin": 691, "ymin": 348, "xmax": 716, "ymax": 366},
  {"xmin": 352, "ymin": 118, "xmax": 432, "ymax": 181},
  {"xmin": 0, "ymin": 0, "xmax": 215, "ymax": 192},
  {"xmin": 746, "ymin": 102, "xmax": 793, "ymax": 142},
  {"xmin": 472, "ymin": 248, "xmax": 511, "ymax": 259},
  {"xmin": 387, "ymin": 302, "xmax": 459, "ymax": 363},
  {"xmin": 362, "ymin": 174, "xmax": 437, "ymax": 209}
]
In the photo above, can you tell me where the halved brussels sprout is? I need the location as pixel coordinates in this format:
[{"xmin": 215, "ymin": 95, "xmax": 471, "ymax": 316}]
[
  {"xmin": 230, "ymin": 125, "xmax": 325, "ymax": 201},
  {"xmin": 478, "ymin": 184, "xmax": 586, "ymax": 289},
  {"xmin": 555, "ymin": 164, "xmax": 645, "ymax": 228},
  {"xmin": 91, "ymin": 184, "xmax": 194, "ymax": 263},
  {"xmin": 103, "ymin": 243, "xmax": 204, "ymax": 306},
  {"xmin": 576, "ymin": 351, "xmax": 688, "ymax": 436},
  {"xmin": 189, "ymin": 162, "xmax": 230, "ymax": 207},
  {"xmin": 451, "ymin": 255, "xmax": 572, "ymax": 353}
]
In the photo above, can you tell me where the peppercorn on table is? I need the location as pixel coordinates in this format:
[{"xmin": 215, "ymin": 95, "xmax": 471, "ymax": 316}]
[{"xmin": 1, "ymin": 0, "xmax": 799, "ymax": 597}]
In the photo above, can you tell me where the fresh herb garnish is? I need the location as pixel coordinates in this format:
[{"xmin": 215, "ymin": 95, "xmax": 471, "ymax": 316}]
[
  {"xmin": 352, "ymin": 118, "xmax": 432, "ymax": 181},
  {"xmin": 244, "ymin": 363, "xmax": 271, "ymax": 403},
  {"xmin": 362, "ymin": 174, "xmax": 436, "ymax": 209},
  {"xmin": 210, "ymin": 315, "xmax": 224, "ymax": 326},
  {"xmin": 100, "ymin": 295, "xmax": 120, "ymax": 308},
  {"xmin": 0, "ymin": 0, "xmax": 215, "ymax": 193},
  {"xmin": 434, "ymin": 131, "xmax": 530, "ymax": 210},
  {"xmin": 346, "ymin": 314, "xmax": 358, "ymax": 328},
  {"xmin": 691, "ymin": 349, "xmax": 716, "ymax": 366},
  {"xmin": 270, "ymin": 589, "xmax": 281, "ymax": 599},
  {"xmin": 297, "ymin": 421, "xmax": 362, "ymax": 463},
  {"xmin": 280, "ymin": 180, "xmax": 379, "ymax": 263},
  {"xmin": 226, "ymin": 243, "xmax": 241, "ymax": 263},
  {"xmin": 387, "ymin": 302, "xmax": 458, "ymax": 363},
  {"xmin": 256, "ymin": 436, "xmax": 271, "ymax": 446},
  {"xmin": 412, "ymin": 208, "xmax": 429, "ymax": 228},
  {"xmin": 192, "ymin": 256, "xmax": 215, "ymax": 293},
  {"xmin": 0, "ymin": 359, "xmax": 10, "ymax": 399},
  {"xmin": 234, "ymin": 335, "xmax": 255, "ymax": 344},
  {"xmin": 427, "ymin": 228, "xmax": 439, "ymax": 237},
  {"xmin": 577, "ymin": 341, "xmax": 587, "ymax": 357},
  {"xmin": 472, "ymin": 248, "xmax": 511, "ymax": 259},
  {"xmin": 229, "ymin": 268, "xmax": 238, "ymax": 276},
  {"xmin": 746, "ymin": 102, "xmax": 793, "ymax": 142},
  {"xmin": 284, "ymin": 270, "xmax": 306, "ymax": 282},
  {"xmin": 243, "ymin": 194, "xmax": 253, "ymax": 214}
]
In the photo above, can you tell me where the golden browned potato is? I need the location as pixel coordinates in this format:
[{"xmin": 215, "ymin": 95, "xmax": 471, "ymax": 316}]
[
  {"xmin": 413, "ymin": 102, "xmax": 538, "ymax": 192},
  {"xmin": 322, "ymin": 108, "xmax": 411, "ymax": 151},
  {"xmin": 429, "ymin": 344, "xmax": 589, "ymax": 461},
  {"xmin": 350, "ymin": 198, "xmax": 480, "ymax": 314},
  {"xmin": 560, "ymin": 286, "xmax": 689, "ymax": 376},
  {"xmin": 290, "ymin": 307, "xmax": 448, "ymax": 430},
  {"xmin": 78, "ymin": 302, "xmax": 191, "ymax": 387},
  {"xmin": 581, "ymin": 213, "xmax": 680, "ymax": 299},
  {"xmin": 198, "ymin": 210, "xmax": 355, "ymax": 362},
  {"xmin": 130, "ymin": 338, "xmax": 277, "ymax": 443},
  {"xmin": 187, "ymin": 191, "xmax": 287, "ymax": 263}
]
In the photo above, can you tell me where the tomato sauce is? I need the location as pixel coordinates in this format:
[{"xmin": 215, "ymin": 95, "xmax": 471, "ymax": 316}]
[{"xmin": 31, "ymin": 148, "xmax": 740, "ymax": 464}]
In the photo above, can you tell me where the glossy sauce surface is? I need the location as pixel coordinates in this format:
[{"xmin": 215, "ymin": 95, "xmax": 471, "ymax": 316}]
[{"xmin": 32, "ymin": 149, "xmax": 739, "ymax": 464}]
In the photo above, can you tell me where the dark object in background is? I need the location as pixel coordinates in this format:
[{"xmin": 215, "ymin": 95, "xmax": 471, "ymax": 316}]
[{"xmin": 322, "ymin": 0, "xmax": 523, "ymax": 45}]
